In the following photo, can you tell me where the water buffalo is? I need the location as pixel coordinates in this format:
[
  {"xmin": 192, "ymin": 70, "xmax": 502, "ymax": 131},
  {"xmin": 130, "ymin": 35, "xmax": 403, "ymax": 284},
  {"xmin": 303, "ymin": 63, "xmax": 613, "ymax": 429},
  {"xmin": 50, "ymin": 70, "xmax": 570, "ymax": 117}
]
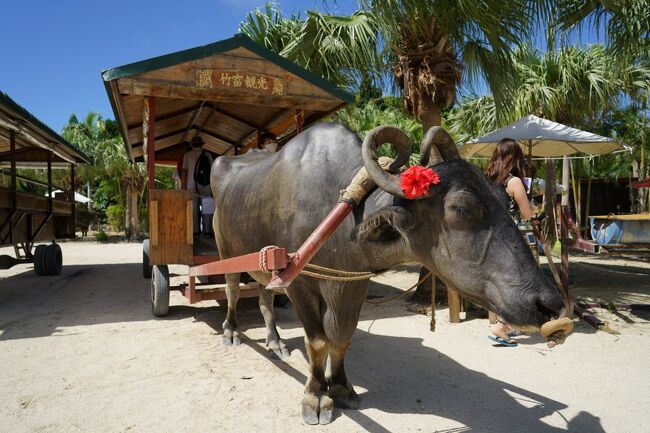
[{"xmin": 210, "ymin": 123, "xmax": 565, "ymax": 425}]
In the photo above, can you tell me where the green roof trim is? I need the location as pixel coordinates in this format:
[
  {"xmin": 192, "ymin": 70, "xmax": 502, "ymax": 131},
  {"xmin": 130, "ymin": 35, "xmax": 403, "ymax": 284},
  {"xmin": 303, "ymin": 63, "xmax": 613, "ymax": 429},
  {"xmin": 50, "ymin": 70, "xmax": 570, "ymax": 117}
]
[
  {"xmin": 101, "ymin": 33, "xmax": 354, "ymax": 104},
  {"xmin": 0, "ymin": 90, "xmax": 91, "ymax": 164}
]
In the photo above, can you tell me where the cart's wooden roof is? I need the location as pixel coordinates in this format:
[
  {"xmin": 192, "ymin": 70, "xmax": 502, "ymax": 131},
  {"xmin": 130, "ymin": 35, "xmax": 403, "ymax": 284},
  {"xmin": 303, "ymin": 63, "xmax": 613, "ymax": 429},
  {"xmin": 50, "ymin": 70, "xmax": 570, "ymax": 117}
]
[
  {"xmin": 102, "ymin": 34, "xmax": 353, "ymax": 163},
  {"xmin": 0, "ymin": 91, "xmax": 90, "ymax": 168}
]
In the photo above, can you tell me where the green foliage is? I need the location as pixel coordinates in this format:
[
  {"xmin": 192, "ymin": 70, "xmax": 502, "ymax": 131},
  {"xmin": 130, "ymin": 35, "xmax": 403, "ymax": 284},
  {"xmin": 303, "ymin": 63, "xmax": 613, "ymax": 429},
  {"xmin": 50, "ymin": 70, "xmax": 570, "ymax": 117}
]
[
  {"xmin": 106, "ymin": 204, "xmax": 126, "ymax": 232},
  {"xmin": 449, "ymin": 44, "xmax": 649, "ymax": 133},
  {"xmin": 94, "ymin": 229, "xmax": 109, "ymax": 242},
  {"xmin": 446, "ymin": 95, "xmax": 498, "ymax": 144},
  {"xmin": 360, "ymin": 0, "xmax": 553, "ymax": 118},
  {"xmin": 355, "ymin": 73, "xmax": 383, "ymax": 106},
  {"xmin": 62, "ymin": 111, "xmax": 148, "ymax": 237},
  {"xmin": 507, "ymin": 44, "xmax": 649, "ymax": 126},
  {"xmin": 240, "ymin": 2, "xmax": 378, "ymax": 89},
  {"xmin": 554, "ymin": 0, "xmax": 650, "ymax": 60},
  {"xmin": 331, "ymin": 97, "xmax": 436, "ymax": 165}
]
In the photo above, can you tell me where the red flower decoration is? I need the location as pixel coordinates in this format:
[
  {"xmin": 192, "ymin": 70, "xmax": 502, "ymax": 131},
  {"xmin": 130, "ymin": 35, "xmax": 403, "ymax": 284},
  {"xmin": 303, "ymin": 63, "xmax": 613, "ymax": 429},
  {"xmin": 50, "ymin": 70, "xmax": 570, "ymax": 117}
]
[{"xmin": 399, "ymin": 165, "xmax": 440, "ymax": 199}]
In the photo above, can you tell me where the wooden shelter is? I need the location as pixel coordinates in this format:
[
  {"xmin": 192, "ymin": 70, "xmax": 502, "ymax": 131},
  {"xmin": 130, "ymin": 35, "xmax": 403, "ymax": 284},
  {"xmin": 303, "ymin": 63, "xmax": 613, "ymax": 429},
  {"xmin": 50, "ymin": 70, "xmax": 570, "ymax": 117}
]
[
  {"xmin": 102, "ymin": 33, "xmax": 353, "ymax": 165},
  {"xmin": 101, "ymin": 34, "xmax": 352, "ymax": 315},
  {"xmin": 0, "ymin": 90, "xmax": 90, "ymax": 273}
]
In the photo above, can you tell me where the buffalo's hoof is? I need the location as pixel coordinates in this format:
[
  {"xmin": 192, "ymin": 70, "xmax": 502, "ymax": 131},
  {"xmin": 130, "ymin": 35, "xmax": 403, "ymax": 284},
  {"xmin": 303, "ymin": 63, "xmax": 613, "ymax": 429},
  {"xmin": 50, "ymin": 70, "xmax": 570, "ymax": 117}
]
[
  {"xmin": 318, "ymin": 395, "xmax": 334, "ymax": 425},
  {"xmin": 328, "ymin": 383, "xmax": 360, "ymax": 409},
  {"xmin": 302, "ymin": 394, "xmax": 320, "ymax": 425},
  {"xmin": 222, "ymin": 330, "xmax": 241, "ymax": 346},
  {"xmin": 267, "ymin": 339, "xmax": 290, "ymax": 360},
  {"xmin": 301, "ymin": 394, "xmax": 334, "ymax": 425},
  {"xmin": 269, "ymin": 346, "xmax": 290, "ymax": 360}
]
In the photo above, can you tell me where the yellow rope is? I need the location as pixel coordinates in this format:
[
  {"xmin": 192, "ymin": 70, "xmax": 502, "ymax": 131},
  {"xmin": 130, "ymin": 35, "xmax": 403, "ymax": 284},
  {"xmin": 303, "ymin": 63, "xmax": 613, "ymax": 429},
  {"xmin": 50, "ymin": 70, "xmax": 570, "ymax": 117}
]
[
  {"xmin": 300, "ymin": 269, "xmax": 377, "ymax": 281},
  {"xmin": 304, "ymin": 263, "xmax": 375, "ymax": 278},
  {"xmin": 299, "ymin": 261, "xmax": 432, "ymax": 304}
]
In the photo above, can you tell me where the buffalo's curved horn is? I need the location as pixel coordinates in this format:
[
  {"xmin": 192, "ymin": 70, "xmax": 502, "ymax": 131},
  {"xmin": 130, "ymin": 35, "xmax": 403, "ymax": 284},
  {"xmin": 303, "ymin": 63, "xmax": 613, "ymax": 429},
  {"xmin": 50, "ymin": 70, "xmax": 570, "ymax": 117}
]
[
  {"xmin": 419, "ymin": 126, "xmax": 460, "ymax": 166},
  {"xmin": 361, "ymin": 125, "xmax": 412, "ymax": 198}
]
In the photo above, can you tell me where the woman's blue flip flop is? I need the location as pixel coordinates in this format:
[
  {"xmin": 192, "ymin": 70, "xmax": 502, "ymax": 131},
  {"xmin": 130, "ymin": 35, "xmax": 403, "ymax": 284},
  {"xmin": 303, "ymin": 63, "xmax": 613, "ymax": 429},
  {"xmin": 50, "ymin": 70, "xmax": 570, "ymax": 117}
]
[{"xmin": 488, "ymin": 335, "xmax": 518, "ymax": 347}]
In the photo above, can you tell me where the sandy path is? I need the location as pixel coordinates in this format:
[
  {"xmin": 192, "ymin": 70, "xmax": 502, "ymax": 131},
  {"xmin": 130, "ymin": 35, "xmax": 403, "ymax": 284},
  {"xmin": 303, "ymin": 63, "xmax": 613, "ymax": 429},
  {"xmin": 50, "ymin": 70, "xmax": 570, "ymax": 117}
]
[{"xmin": 1, "ymin": 242, "xmax": 649, "ymax": 432}]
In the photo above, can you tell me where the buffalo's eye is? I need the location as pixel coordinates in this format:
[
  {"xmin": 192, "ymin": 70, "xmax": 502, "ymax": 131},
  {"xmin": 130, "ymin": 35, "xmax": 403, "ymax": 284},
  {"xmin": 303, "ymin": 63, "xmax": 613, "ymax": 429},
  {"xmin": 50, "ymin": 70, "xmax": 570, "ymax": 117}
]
[
  {"xmin": 444, "ymin": 191, "xmax": 485, "ymax": 227},
  {"xmin": 452, "ymin": 205, "xmax": 472, "ymax": 218}
]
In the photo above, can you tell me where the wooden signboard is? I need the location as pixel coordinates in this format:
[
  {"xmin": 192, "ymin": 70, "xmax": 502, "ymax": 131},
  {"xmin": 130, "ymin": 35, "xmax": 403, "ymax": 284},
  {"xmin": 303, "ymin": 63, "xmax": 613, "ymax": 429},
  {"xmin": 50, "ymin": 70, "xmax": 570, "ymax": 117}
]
[
  {"xmin": 148, "ymin": 189, "xmax": 193, "ymax": 265},
  {"xmin": 196, "ymin": 69, "xmax": 285, "ymax": 96}
]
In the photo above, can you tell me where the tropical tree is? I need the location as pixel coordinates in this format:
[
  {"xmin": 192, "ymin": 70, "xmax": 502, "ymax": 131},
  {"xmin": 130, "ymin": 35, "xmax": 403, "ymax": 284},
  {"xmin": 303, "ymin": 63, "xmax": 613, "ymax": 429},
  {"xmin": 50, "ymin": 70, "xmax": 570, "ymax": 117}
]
[
  {"xmin": 510, "ymin": 44, "xmax": 649, "ymax": 126},
  {"xmin": 447, "ymin": 44, "xmax": 649, "ymax": 142},
  {"xmin": 240, "ymin": 2, "xmax": 377, "ymax": 89},
  {"xmin": 62, "ymin": 112, "xmax": 110, "ymax": 211},
  {"xmin": 554, "ymin": 0, "xmax": 650, "ymax": 61},
  {"xmin": 332, "ymin": 96, "xmax": 428, "ymax": 165},
  {"xmin": 446, "ymin": 95, "xmax": 498, "ymax": 144},
  {"xmin": 63, "ymin": 113, "xmax": 147, "ymax": 240},
  {"xmin": 360, "ymin": 0, "xmax": 552, "ymax": 130}
]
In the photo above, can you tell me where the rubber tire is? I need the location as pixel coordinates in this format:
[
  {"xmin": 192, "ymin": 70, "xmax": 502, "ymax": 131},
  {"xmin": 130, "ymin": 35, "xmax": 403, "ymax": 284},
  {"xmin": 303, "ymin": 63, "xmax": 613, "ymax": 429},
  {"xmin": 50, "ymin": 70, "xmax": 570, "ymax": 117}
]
[
  {"xmin": 33, "ymin": 245, "xmax": 48, "ymax": 276},
  {"xmin": 45, "ymin": 244, "xmax": 63, "ymax": 275},
  {"xmin": 274, "ymin": 294, "xmax": 290, "ymax": 308},
  {"xmin": 142, "ymin": 239, "xmax": 152, "ymax": 279},
  {"xmin": 151, "ymin": 265, "xmax": 170, "ymax": 317}
]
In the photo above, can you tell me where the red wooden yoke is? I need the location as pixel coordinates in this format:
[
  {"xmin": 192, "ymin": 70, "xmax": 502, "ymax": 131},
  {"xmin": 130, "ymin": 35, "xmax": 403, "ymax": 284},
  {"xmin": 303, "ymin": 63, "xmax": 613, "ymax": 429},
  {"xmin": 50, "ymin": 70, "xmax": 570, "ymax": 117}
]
[{"xmin": 186, "ymin": 201, "xmax": 354, "ymax": 297}]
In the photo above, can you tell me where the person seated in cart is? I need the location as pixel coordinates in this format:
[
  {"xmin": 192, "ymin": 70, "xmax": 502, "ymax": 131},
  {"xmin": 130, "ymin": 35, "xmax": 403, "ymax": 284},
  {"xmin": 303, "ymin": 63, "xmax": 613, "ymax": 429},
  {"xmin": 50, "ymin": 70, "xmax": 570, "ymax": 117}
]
[
  {"xmin": 260, "ymin": 132, "xmax": 279, "ymax": 153},
  {"xmin": 181, "ymin": 136, "xmax": 214, "ymax": 238}
]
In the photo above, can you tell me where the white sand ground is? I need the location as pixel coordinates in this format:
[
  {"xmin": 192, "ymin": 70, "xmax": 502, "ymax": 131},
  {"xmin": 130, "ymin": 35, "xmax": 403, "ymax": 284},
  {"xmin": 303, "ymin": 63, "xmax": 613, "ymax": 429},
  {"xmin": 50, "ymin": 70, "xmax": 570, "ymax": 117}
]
[{"xmin": 1, "ymin": 242, "xmax": 649, "ymax": 433}]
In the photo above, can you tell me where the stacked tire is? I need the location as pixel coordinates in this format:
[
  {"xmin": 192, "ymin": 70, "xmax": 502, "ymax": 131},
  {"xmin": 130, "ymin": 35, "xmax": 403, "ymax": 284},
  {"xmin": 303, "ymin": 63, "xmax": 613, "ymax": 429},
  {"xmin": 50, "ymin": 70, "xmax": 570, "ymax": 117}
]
[{"xmin": 33, "ymin": 243, "xmax": 63, "ymax": 276}]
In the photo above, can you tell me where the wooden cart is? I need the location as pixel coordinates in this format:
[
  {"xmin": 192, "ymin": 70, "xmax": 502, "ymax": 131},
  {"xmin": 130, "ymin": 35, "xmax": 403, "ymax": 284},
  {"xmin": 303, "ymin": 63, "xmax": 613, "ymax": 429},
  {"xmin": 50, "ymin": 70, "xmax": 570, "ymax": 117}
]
[
  {"xmin": 102, "ymin": 34, "xmax": 352, "ymax": 316},
  {"xmin": 0, "ymin": 91, "xmax": 90, "ymax": 274}
]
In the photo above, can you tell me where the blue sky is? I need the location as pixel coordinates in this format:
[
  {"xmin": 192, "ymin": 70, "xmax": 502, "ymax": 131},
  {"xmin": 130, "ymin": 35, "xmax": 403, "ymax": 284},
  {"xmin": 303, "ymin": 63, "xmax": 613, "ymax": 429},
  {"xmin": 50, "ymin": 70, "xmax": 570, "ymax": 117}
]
[
  {"xmin": 0, "ymin": 0, "xmax": 359, "ymax": 133},
  {"xmin": 1, "ymin": 1, "xmax": 603, "ymax": 134}
]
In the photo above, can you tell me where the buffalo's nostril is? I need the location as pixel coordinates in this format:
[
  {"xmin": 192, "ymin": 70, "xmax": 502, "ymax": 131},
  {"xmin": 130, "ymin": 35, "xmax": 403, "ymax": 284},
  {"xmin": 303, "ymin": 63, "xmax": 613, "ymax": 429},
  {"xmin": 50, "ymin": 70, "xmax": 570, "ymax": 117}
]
[{"xmin": 536, "ymin": 300, "xmax": 558, "ymax": 321}]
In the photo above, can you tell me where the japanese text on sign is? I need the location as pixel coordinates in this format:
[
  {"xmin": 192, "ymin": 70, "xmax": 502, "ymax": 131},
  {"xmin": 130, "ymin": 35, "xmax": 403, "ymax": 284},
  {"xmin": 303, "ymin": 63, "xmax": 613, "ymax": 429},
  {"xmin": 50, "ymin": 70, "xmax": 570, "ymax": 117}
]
[{"xmin": 196, "ymin": 69, "xmax": 285, "ymax": 95}]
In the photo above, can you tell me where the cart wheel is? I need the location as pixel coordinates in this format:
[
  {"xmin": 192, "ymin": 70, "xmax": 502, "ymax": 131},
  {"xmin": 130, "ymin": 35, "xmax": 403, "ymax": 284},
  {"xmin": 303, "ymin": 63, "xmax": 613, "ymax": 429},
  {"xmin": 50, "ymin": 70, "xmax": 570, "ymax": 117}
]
[
  {"xmin": 273, "ymin": 294, "xmax": 290, "ymax": 308},
  {"xmin": 151, "ymin": 265, "xmax": 170, "ymax": 317},
  {"xmin": 142, "ymin": 239, "xmax": 152, "ymax": 279},
  {"xmin": 45, "ymin": 243, "xmax": 63, "ymax": 275},
  {"xmin": 34, "ymin": 244, "xmax": 48, "ymax": 276}
]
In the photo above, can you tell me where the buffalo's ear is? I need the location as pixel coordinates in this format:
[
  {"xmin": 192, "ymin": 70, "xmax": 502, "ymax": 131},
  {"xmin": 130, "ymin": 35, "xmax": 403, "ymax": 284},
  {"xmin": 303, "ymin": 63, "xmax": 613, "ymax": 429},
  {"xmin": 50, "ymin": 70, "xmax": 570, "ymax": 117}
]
[{"xmin": 352, "ymin": 206, "xmax": 414, "ymax": 243}]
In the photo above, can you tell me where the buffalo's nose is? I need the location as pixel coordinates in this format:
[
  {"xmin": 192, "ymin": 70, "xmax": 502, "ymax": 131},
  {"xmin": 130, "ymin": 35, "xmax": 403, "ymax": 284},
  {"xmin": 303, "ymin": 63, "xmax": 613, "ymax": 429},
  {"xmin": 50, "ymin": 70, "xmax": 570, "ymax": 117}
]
[{"xmin": 536, "ymin": 290, "xmax": 566, "ymax": 320}]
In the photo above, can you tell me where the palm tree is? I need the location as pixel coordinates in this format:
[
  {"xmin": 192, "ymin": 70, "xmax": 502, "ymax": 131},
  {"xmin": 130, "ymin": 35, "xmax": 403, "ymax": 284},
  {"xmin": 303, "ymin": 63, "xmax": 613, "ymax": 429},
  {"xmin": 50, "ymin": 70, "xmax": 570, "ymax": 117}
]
[
  {"xmin": 63, "ymin": 113, "xmax": 147, "ymax": 240},
  {"xmin": 554, "ymin": 0, "xmax": 650, "ymax": 61},
  {"xmin": 240, "ymin": 3, "xmax": 377, "ymax": 88},
  {"xmin": 62, "ymin": 112, "xmax": 107, "ymax": 211},
  {"xmin": 446, "ymin": 95, "xmax": 498, "ymax": 144},
  {"xmin": 360, "ymin": 0, "xmax": 551, "ymax": 130},
  {"xmin": 510, "ymin": 44, "xmax": 649, "ymax": 126},
  {"xmin": 447, "ymin": 44, "xmax": 649, "ymax": 144}
]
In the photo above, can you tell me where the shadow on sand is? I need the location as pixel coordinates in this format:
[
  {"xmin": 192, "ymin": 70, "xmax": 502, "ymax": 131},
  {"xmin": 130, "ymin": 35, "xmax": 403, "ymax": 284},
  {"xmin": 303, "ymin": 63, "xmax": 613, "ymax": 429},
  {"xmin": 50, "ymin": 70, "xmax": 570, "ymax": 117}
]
[{"xmin": 1, "ymin": 260, "xmax": 610, "ymax": 431}]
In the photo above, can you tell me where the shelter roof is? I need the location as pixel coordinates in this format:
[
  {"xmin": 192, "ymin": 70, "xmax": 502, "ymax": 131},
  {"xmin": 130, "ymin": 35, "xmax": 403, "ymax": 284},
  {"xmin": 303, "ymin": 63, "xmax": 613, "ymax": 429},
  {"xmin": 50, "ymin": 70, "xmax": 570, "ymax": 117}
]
[
  {"xmin": 0, "ymin": 91, "xmax": 91, "ymax": 168},
  {"xmin": 459, "ymin": 115, "xmax": 626, "ymax": 158},
  {"xmin": 102, "ymin": 34, "xmax": 354, "ymax": 163}
]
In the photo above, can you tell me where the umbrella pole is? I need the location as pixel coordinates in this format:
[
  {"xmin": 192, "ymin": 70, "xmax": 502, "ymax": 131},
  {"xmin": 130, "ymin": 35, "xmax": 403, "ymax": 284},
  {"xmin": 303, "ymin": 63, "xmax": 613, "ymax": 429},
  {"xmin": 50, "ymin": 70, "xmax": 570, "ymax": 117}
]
[{"xmin": 561, "ymin": 156, "xmax": 570, "ymax": 206}]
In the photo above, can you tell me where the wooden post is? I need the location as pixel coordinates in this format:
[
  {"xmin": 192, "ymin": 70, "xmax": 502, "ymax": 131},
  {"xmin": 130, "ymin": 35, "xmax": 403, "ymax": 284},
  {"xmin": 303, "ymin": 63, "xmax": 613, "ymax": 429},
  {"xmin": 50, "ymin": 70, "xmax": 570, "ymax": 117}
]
[
  {"xmin": 560, "ymin": 205, "xmax": 569, "ymax": 293},
  {"xmin": 47, "ymin": 151, "xmax": 52, "ymax": 214},
  {"xmin": 561, "ymin": 156, "xmax": 569, "ymax": 206},
  {"xmin": 430, "ymin": 276, "xmax": 436, "ymax": 332},
  {"xmin": 143, "ymin": 96, "xmax": 156, "ymax": 193},
  {"xmin": 9, "ymin": 129, "xmax": 16, "ymax": 211},
  {"xmin": 70, "ymin": 163, "xmax": 76, "ymax": 237},
  {"xmin": 448, "ymin": 288, "xmax": 461, "ymax": 323},
  {"xmin": 295, "ymin": 110, "xmax": 304, "ymax": 134}
]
